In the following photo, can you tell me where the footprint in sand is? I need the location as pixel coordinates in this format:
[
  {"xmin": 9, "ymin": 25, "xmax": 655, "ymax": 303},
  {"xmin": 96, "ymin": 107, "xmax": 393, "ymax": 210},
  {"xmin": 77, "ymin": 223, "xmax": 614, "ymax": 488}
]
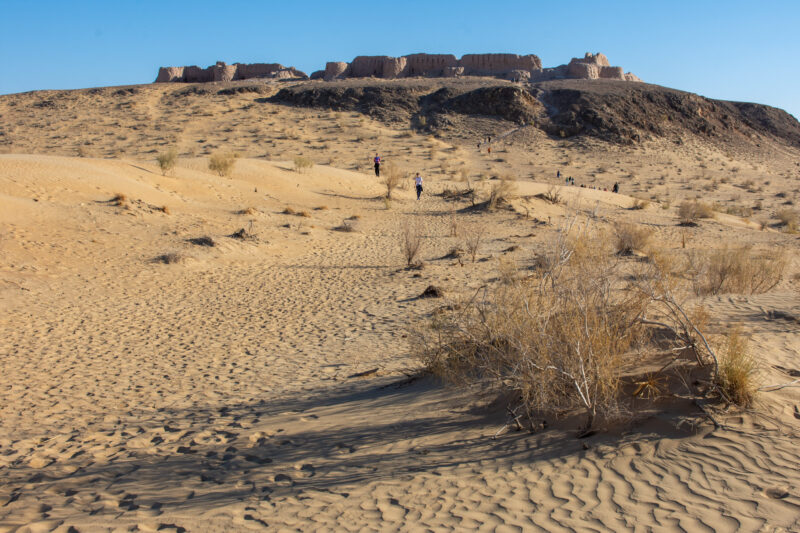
[
  {"xmin": 274, "ymin": 473, "xmax": 294, "ymax": 486},
  {"xmin": 332, "ymin": 442, "xmax": 355, "ymax": 454},
  {"xmin": 765, "ymin": 487, "xmax": 790, "ymax": 499},
  {"xmin": 294, "ymin": 463, "xmax": 316, "ymax": 478},
  {"xmin": 243, "ymin": 454, "xmax": 273, "ymax": 465}
]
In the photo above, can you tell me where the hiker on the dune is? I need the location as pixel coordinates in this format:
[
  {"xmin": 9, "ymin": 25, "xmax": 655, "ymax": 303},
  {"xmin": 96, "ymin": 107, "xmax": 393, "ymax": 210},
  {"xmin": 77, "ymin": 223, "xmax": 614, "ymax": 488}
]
[
  {"xmin": 413, "ymin": 173, "xmax": 423, "ymax": 200},
  {"xmin": 557, "ymin": 170, "xmax": 561, "ymax": 180},
  {"xmin": 612, "ymin": 182, "xmax": 619, "ymax": 193},
  {"xmin": 373, "ymin": 153, "xmax": 382, "ymax": 177}
]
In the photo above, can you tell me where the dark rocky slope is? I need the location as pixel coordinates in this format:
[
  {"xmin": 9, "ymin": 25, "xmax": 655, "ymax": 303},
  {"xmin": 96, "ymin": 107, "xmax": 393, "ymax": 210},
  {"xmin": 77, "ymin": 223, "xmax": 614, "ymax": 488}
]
[{"xmin": 269, "ymin": 79, "xmax": 800, "ymax": 147}]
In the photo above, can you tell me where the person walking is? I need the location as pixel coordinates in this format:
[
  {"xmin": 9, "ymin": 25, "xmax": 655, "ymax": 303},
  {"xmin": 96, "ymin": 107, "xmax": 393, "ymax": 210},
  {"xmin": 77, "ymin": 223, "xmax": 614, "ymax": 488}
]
[
  {"xmin": 612, "ymin": 182, "xmax": 619, "ymax": 193},
  {"xmin": 413, "ymin": 172, "xmax": 423, "ymax": 200},
  {"xmin": 373, "ymin": 153, "xmax": 382, "ymax": 177}
]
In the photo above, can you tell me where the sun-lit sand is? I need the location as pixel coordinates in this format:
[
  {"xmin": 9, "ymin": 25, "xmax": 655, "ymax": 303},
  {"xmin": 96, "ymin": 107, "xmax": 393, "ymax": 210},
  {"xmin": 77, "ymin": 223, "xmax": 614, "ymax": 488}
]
[{"xmin": 1, "ymin": 80, "xmax": 800, "ymax": 531}]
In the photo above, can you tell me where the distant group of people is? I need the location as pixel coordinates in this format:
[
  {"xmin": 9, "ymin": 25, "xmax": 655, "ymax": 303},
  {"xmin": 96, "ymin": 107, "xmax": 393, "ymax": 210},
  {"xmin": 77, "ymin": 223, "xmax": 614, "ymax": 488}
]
[
  {"xmin": 371, "ymin": 149, "xmax": 623, "ymax": 205},
  {"xmin": 477, "ymin": 135, "xmax": 493, "ymax": 154},
  {"xmin": 556, "ymin": 171, "xmax": 619, "ymax": 193},
  {"xmin": 373, "ymin": 153, "xmax": 423, "ymax": 200}
]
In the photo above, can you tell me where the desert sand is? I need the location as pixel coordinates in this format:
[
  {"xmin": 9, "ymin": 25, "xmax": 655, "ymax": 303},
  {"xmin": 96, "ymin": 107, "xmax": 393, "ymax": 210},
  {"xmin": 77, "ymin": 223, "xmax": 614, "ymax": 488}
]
[{"xmin": 1, "ymin": 79, "xmax": 800, "ymax": 532}]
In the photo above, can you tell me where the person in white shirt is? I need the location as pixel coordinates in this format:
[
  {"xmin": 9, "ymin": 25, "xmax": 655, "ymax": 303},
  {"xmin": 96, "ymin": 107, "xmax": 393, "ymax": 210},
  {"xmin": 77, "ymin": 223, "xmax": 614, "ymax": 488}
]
[{"xmin": 413, "ymin": 173, "xmax": 423, "ymax": 200}]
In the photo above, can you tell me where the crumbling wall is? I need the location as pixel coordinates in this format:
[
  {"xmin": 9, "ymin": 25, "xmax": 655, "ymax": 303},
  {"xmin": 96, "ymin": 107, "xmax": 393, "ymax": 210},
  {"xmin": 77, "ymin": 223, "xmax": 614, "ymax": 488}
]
[
  {"xmin": 155, "ymin": 61, "xmax": 307, "ymax": 83},
  {"xmin": 155, "ymin": 52, "xmax": 640, "ymax": 84}
]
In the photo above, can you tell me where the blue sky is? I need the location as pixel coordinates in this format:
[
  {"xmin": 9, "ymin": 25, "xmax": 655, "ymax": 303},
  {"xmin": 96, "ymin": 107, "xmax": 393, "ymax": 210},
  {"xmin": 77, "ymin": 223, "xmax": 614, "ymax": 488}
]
[{"xmin": 1, "ymin": 0, "xmax": 798, "ymax": 118}]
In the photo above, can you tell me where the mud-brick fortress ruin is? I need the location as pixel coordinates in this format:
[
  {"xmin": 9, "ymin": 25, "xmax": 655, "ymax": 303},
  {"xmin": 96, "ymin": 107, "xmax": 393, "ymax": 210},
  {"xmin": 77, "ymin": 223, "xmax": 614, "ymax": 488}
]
[{"xmin": 155, "ymin": 53, "xmax": 641, "ymax": 84}]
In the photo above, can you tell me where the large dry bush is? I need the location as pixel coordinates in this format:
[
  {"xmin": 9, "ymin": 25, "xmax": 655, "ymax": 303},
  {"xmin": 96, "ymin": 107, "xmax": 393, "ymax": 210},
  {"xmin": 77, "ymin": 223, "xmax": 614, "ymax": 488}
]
[
  {"xmin": 688, "ymin": 245, "xmax": 786, "ymax": 295},
  {"xmin": 415, "ymin": 221, "xmax": 759, "ymax": 429},
  {"xmin": 417, "ymin": 225, "xmax": 652, "ymax": 429}
]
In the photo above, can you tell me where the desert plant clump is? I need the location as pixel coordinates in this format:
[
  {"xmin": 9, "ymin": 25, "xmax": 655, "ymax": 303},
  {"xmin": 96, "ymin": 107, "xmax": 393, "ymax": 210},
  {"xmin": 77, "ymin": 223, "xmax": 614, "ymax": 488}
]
[
  {"xmin": 715, "ymin": 327, "xmax": 758, "ymax": 407},
  {"xmin": 630, "ymin": 197, "xmax": 650, "ymax": 210},
  {"xmin": 776, "ymin": 208, "xmax": 798, "ymax": 232},
  {"xmin": 416, "ymin": 222, "xmax": 735, "ymax": 431},
  {"xmin": 238, "ymin": 207, "xmax": 257, "ymax": 215},
  {"xmin": 678, "ymin": 200, "xmax": 715, "ymax": 224},
  {"xmin": 188, "ymin": 236, "xmax": 216, "ymax": 247},
  {"xmin": 464, "ymin": 226, "xmax": 484, "ymax": 263},
  {"xmin": 294, "ymin": 156, "xmax": 314, "ymax": 173},
  {"xmin": 333, "ymin": 220, "xmax": 356, "ymax": 232},
  {"xmin": 110, "ymin": 193, "xmax": 128, "ymax": 207},
  {"xmin": 613, "ymin": 222, "xmax": 652, "ymax": 256},
  {"xmin": 282, "ymin": 207, "xmax": 296, "ymax": 215},
  {"xmin": 537, "ymin": 186, "xmax": 562, "ymax": 205},
  {"xmin": 156, "ymin": 148, "xmax": 178, "ymax": 175},
  {"xmin": 416, "ymin": 226, "xmax": 650, "ymax": 430},
  {"xmin": 400, "ymin": 221, "xmax": 424, "ymax": 267},
  {"xmin": 488, "ymin": 177, "xmax": 517, "ymax": 210},
  {"xmin": 208, "ymin": 152, "xmax": 238, "ymax": 177},
  {"xmin": 382, "ymin": 162, "xmax": 405, "ymax": 199},
  {"xmin": 688, "ymin": 245, "xmax": 787, "ymax": 296},
  {"xmin": 154, "ymin": 252, "xmax": 184, "ymax": 264}
]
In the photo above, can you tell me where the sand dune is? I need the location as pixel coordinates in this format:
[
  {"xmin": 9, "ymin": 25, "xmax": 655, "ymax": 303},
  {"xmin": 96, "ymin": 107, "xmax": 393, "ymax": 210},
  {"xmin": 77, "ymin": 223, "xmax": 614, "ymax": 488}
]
[{"xmin": 2, "ymin": 84, "xmax": 800, "ymax": 532}]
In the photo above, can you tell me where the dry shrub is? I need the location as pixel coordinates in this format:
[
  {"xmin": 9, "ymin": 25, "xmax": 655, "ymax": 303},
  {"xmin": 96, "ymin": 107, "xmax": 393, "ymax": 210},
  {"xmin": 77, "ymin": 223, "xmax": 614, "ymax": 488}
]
[
  {"xmin": 400, "ymin": 221, "xmax": 423, "ymax": 267},
  {"xmin": 209, "ymin": 152, "xmax": 238, "ymax": 176},
  {"xmin": 333, "ymin": 220, "xmax": 356, "ymax": 232},
  {"xmin": 238, "ymin": 207, "xmax": 257, "ymax": 215},
  {"xmin": 154, "ymin": 252, "xmax": 184, "ymax": 264},
  {"xmin": 464, "ymin": 226, "xmax": 484, "ymax": 263},
  {"xmin": 382, "ymin": 162, "xmax": 405, "ymax": 199},
  {"xmin": 715, "ymin": 327, "xmax": 758, "ymax": 407},
  {"xmin": 488, "ymin": 177, "xmax": 517, "ymax": 210},
  {"xmin": 188, "ymin": 236, "xmax": 215, "ymax": 247},
  {"xmin": 159, "ymin": 205, "xmax": 170, "ymax": 215},
  {"xmin": 496, "ymin": 256, "xmax": 519, "ymax": 284},
  {"xmin": 110, "ymin": 193, "xmax": 127, "ymax": 207},
  {"xmin": 537, "ymin": 186, "xmax": 562, "ymax": 204},
  {"xmin": 613, "ymin": 222, "xmax": 652, "ymax": 255},
  {"xmin": 156, "ymin": 148, "xmax": 178, "ymax": 175},
  {"xmin": 416, "ymin": 219, "xmax": 747, "ymax": 429},
  {"xmin": 725, "ymin": 204, "xmax": 753, "ymax": 217},
  {"xmin": 689, "ymin": 245, "xmax": 787, "ymax": 295},
  {"xmin": 282, "ymin": 207, "xmax": 296, "ymax": 215},
  {"xmin": 776, "ymin": 208, "xmax": 798, "ymax": 232},
  {"xmin": 416, "ymin": 226, "xmax": 648, "ymax": 429},
  {"xmin": 297, "ymin": 210, "xmax": 311, "ymax": 218},
  {"xmin": 678, "ymin": 200, "xmax": 714, "ymax": 224},
  {"xmin": 631, "ymin": 198, "xmax": 650, "ymax": 210},
  {"xmin": 294, "ymin": 156, "xmax": 313, "ymax": 173}
]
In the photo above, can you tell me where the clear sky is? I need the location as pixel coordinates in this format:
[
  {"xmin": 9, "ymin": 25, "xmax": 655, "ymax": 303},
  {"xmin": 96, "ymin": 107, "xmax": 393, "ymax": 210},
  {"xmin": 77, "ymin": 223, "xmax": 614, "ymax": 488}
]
[{"xmin": 1, "ymin": 0, "xmax": 798, "ymax": 119}]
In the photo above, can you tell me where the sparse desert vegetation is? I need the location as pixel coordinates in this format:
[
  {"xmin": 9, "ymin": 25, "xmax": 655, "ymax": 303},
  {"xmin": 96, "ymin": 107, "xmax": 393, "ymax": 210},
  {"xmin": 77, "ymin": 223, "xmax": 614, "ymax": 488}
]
[
  {"xmin": 156, "ymin": 148, "xmax": 178, "ymax": 175},
  {"xmin": 208, "ymin": 151, "xmax": 238, "ymax": 176}
]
